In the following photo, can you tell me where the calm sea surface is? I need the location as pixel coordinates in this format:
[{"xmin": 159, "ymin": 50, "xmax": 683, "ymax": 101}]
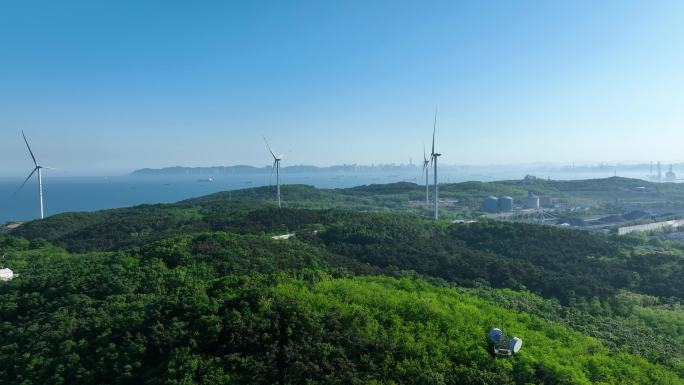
[{"xmin": 0, "ymin": 170, "xmax": 657, "ymax": 223}]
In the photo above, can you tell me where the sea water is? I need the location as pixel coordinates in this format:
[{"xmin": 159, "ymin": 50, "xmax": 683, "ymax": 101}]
[
  {"xmin": 0, "ymin": 169, "xmax": 658, "ymax": 223},
  {"xmin": 0, "ymin": 172, "xmax": 419, "ymax": 222}
]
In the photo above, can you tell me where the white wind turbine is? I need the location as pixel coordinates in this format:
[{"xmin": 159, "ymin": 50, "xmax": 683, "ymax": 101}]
[
  {"xmin": 18, "ymin": 130, "xmax": 52, "ymax": 219},
  {"xmin": 264, "ymin": 137, "xmax": 284, "ymax": 208},
  {"xmin": 421, "ymin": 145, "xmax": 430, "ymax": 205},
  {"xmin": 430, "ymin": 108, "xmax": 441, "ymax": 220}
]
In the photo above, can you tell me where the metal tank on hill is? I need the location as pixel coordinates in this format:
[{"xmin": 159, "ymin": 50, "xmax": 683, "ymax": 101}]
[
  {"xmin": 499, "ymin": 196, "xmax": 513, "ymax": 212},
  {"xmin": 483, "ymin": 196, "xmax": 499, "ymax": 212}
]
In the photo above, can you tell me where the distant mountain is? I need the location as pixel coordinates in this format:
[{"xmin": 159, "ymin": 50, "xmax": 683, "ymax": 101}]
[
  {"xmin": 131, "ymin": 164, "xmax": 421, "ymax": 176},
  {"xmin": 132, "ymin": 162, "xmax": 684, "ymax": 177}
]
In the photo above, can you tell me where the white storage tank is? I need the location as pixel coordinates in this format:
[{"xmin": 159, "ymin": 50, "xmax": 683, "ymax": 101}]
[
  {"xmin": 508, "ymin": 337, "xmax": 523, "ymax": 353},
  {"xmin": 499, "ymin": 196, "xmax": 513, "ymax": 212}
]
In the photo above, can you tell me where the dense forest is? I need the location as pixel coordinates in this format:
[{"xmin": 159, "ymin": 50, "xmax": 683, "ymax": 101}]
[{"xmin": 2, "ymin": 182, "xmax": 684, "ymax": 384}]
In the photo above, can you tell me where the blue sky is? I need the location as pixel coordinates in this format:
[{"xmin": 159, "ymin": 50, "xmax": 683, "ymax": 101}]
[{"xmin": 1, "ymin": 0, "xmax": 683, "ymax": 175}]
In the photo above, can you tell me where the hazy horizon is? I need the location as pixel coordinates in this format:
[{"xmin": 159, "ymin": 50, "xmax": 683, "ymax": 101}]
[{"xmin": 0, "ymin": 159, "xmax": 680, "ymax": 179}]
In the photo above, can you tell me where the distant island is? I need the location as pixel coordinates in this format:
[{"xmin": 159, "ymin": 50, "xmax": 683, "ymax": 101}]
[
  {"xmin": 132, "ymin": 162, "xmax": 684, "ymax": 178},
  {"xmin": 131, "ymin": 164, "xmax": 421, "ymax": 176}
]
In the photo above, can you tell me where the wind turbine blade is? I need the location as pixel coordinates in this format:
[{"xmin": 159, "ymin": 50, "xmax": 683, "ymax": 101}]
[
  {"xmin": 14, "ymin": 167, "xmax": 37, "ymax": 195},
  {"xmin": 431, "ymin": 107, "xmax": 437, "ymax": 156},
  {"xmin": 22, "ymin": 130, "xmax": 38, "ymax": 167},
  {"xmin": 263, "ymin": 137, "xmax": 276, "ymax": 159},
  {"xmin": 269, "ymin": 160, "xmax": 277, "ymax": 185},
  {"xmin": 423, "ymin": 144, "xmax": 428, "ymax": 163}
]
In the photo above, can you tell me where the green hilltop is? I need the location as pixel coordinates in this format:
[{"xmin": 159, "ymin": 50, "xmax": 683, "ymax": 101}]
[{"xmin": 2, "ymin": 178, "xmax": 684, "ymax": 384}]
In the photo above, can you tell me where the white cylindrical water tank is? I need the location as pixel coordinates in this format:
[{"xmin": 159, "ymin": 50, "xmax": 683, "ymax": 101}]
[{"xmin": 508, "ymin": 337, "xmax": 522, "ymax": 353}]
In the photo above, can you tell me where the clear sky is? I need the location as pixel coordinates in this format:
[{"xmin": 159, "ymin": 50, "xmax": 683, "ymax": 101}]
[{"xmin": 1, "ymin": 0, "xmax": 683, "ymax": 175}]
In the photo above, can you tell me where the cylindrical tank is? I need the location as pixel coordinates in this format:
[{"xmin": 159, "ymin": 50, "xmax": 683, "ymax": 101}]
[
  {"xmin": 508, "ymin": 337, "xmax": 522, "ymax": 353},
  {"xmin": 488, "ymin": 328, "xmax": 503, "ymax": 344},
  {"xmin": 483, "ymin": 196, "xmax": 499, "ymax": 212},
  {"xmin": 499, "ymin": 196, "xmax": 513, "ymax": 212}
]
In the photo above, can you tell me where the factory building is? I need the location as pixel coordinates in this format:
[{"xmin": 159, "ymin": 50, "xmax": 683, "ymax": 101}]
[
  {"xmin": 523, "ymin": 192, "xmax": 540, "ymax": 209},
  {"xmin": 540, "ymin": 196, "xmax": 554, "ymax": 208},
  {"xmin": 499, "ymin": 196, "xmax": 513, "ymax": 212},
  {"xmin": 483, "ymin": 196, "xmax": 499, "ymax": 212}
]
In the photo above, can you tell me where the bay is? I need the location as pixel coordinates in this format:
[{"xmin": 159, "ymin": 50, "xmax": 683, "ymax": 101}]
[{"xmin": 0, "ymin": 169, "xmax": 658, "ymax": 222}]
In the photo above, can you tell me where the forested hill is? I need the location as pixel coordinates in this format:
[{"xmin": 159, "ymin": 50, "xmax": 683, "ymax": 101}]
[
  {"xmin": 183, "ymin": 176, "xmax": 684, "ymax": 212},
  {"xmin": 131, "ymin": 164, "xmax": 417, "ymax": 176},
  {"xmin": 2, "ymin": 183, "xmax": 684, "ymax": 384}
]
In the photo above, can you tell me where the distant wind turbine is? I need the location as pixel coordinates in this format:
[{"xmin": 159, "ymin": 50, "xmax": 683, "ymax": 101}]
[
  {"xmin": 430, "ymin": 108, "xmax": 441, "ymax": 220},
  {"xmin": 264, "ymin": 137, "xmax": 284, "ymax": 208},
  {"xmin": 421, "ymin": 145, "xmax": 430, "ymax": 205},
  {"xmin": 17, "ymin": 130, "xmax": 52, "ymax": 219}
]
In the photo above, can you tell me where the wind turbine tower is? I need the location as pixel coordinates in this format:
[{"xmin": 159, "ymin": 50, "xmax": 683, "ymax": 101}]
[
  {"xmin": 430, "ymin": 108, "xmax": 441, "ymax": 220},
  {"xmin": 18, "ymin": 130, "xmax": 50, "ymax": 219},
  {"xmin": 421, "ymin": 146, "xmax": 430, "ymax": 205},
  {"xmin": 264, "ymin": 137, "xmax": 284, "ymax": 208}
]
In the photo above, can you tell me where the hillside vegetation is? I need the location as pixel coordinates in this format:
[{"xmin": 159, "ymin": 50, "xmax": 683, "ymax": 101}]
[{"xmin": 2, "ymin": 181, "xmax": 684, "ymax": 384}]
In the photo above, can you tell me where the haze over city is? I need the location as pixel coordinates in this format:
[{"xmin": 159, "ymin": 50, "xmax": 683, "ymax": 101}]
[{"xmin": 1, "ymin": 1, "xmax": 683, "ymax": 175}]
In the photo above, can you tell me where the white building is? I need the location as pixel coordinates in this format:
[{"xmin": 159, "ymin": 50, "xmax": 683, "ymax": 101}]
[{"xmin": 523, "ymin": 192, "xmax": 540, "ymax": 210}]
